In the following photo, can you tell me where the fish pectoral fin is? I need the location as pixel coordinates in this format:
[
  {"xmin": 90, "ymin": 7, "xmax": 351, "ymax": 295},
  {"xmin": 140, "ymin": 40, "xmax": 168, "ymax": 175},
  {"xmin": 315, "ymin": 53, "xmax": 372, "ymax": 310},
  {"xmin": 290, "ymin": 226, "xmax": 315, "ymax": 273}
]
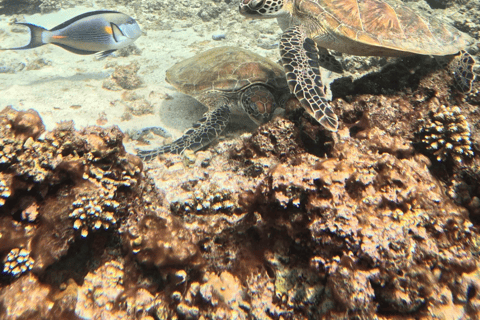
[
  {"xmin": 95, "ymin": 50, "xmax": 116, "ymax": 59},
  {"xmin": 111, "ymin": 23, "xmax": 126, "ymax": 42}
]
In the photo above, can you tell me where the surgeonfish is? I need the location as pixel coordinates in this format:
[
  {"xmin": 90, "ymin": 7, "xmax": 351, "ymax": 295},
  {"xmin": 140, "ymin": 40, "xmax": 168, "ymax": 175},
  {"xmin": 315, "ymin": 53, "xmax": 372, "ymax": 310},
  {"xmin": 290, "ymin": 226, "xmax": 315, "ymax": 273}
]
[{"xmin": 1, "ymin": 10, "xmax": 142, "ymax": 58}]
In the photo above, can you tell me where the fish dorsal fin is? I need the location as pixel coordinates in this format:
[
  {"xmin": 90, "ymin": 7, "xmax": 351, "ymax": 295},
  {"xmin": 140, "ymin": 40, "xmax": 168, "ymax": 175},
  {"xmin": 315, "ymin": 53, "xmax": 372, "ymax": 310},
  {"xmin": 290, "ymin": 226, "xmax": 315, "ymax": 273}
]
[
  {"xmin": 111, "ymin": 23, "xmax": 126, "ymax": 42},
  {"xmin": 50, "ymin": 10, "xmax": 121, "ymax": 31}
]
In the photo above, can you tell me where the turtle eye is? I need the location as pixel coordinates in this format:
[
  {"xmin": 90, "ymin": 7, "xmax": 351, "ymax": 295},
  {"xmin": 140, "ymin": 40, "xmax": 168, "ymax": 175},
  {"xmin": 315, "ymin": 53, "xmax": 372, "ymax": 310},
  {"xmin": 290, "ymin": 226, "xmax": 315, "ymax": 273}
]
[{"xmin": 250, "ymin": 0, "xmax": 264, "ymax": 9}]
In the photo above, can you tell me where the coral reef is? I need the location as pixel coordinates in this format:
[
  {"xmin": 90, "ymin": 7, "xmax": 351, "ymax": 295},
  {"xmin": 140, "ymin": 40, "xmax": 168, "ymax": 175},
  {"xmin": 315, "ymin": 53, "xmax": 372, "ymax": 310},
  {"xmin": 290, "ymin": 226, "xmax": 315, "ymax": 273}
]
[{"xmin": 4, "ymin": 63, "xmax": 480, "ymax": 318}]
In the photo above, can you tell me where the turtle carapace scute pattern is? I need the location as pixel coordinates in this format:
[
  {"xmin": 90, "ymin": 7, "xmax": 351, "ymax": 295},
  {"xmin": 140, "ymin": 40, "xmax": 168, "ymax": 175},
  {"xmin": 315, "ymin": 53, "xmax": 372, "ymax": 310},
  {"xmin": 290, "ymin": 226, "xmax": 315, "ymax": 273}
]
[
  {"xmin": 239, "ymin": 0, "xmax": 477, "ymax": 131},
  {"xmin": 136, "ymin": 46, "xmax": 292, "ymax": 161}
]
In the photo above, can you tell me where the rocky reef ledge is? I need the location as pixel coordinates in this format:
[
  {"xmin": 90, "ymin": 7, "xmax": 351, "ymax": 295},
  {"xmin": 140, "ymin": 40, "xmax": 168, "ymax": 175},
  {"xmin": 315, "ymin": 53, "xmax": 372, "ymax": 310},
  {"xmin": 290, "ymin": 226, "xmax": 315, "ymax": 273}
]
[{"xmin": 0, "ymin": 64, "xmax": 480, "ymax": 320}]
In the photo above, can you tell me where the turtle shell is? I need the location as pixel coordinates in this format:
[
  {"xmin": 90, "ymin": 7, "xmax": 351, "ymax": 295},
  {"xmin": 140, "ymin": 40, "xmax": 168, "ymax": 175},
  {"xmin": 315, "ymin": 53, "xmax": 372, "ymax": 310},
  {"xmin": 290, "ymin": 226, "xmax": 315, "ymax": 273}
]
[
  {"xmin": 166, "ymin": 46, "xmax": 288, "ymax": 96},
  {"xmin": 306, "ymin": 0, "xmax": 474, "ymax": 56}
]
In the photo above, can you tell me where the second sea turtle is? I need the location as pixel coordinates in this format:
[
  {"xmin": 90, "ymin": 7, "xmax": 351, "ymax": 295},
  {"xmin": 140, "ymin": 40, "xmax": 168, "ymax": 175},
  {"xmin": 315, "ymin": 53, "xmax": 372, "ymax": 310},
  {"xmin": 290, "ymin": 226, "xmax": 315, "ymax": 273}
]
[
  {"xmin": 239, "ymin": 0, "xmax": 477, "ymax": 131},
  {"xmin": 136, "ymin": 46, "xmax": 291, "ymax": 161}
]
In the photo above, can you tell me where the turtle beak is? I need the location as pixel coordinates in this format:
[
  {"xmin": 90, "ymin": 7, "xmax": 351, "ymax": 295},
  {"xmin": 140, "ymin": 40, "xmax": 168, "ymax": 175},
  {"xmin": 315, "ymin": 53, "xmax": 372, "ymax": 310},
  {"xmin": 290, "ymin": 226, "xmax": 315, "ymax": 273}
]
[{"xmin": 239, "ymin": 0, "xmax": 265, "ymax": 16}]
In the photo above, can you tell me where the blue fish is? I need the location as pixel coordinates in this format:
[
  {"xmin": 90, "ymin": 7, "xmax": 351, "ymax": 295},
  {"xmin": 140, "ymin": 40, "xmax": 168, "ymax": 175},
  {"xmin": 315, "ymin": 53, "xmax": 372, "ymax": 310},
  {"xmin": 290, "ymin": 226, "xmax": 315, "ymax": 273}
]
[{"xmin": 1, "ymin": 10, "xmax": 142, "ymax": 58}]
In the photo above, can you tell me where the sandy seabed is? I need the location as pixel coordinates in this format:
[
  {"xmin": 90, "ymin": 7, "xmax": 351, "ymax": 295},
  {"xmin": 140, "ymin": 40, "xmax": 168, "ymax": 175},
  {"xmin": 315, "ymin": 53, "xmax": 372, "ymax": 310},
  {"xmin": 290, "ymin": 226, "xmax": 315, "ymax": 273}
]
[{"xmin": 0, "ymin": 3, "xmax": 290, "ymax": 154}]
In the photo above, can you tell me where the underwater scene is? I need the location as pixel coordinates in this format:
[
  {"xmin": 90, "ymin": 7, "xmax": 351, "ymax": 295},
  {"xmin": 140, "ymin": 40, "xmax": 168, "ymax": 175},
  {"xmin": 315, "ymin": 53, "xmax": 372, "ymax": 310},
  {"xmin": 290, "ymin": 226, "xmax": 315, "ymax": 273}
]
[{"xmin": 0, "ymin": 0, "xmax": 480, "ymax": 318}]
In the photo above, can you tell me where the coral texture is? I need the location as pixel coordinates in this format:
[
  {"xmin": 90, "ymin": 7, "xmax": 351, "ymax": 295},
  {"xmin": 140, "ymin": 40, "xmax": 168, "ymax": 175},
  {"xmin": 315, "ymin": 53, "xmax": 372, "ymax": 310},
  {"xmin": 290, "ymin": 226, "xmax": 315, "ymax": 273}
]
[{"xmin": 0, "ymin": 30, "xmax": 479, "ymax": 319}]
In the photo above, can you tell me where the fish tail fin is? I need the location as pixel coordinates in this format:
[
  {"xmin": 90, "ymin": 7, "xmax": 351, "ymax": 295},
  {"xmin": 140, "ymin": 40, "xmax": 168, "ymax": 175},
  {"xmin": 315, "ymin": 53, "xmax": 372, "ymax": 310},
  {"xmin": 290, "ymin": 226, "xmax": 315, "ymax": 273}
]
[{"xmin": 4, "ymin": 22, "xmax": 47, "ymax": 50}]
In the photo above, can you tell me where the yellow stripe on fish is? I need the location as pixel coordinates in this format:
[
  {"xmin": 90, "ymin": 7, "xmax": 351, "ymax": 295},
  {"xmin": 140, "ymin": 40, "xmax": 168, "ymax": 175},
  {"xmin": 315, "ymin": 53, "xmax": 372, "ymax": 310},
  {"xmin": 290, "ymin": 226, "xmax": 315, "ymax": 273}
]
[{"xmin": 104, "ymin": 25, "xmax": 113, "ymax": 35}]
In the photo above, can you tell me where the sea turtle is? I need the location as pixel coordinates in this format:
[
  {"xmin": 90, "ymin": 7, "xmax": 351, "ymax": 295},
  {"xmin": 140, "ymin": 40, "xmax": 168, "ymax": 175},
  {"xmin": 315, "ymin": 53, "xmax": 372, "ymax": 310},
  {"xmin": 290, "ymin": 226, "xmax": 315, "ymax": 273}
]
[
  {"xmin": 239, "ymin": 0, "xmax": 477, "ymax": 131},
  {"xmin": 136, "ymin": 46, "xmax": 291, "ymax": 161}
]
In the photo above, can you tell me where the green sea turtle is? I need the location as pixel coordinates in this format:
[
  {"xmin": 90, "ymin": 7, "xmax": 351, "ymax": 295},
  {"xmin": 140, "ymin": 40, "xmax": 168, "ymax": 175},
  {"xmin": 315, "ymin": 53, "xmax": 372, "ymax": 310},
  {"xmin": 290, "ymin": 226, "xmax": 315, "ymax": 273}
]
[
  {"xmin": 239, "ymin": 0, "xmax": 477, "ymax": 131},
  {"xmin": 136, "ymin": 46, "xmax": 291, "ymax": 161}
]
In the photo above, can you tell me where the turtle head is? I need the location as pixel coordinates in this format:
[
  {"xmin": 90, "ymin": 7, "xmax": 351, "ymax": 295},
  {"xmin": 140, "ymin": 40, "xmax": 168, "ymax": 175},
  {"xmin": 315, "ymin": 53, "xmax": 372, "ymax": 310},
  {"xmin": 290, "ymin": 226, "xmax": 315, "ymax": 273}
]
[
  {"xmin": 241, "ymin": 85, "xmax": 278, "ymax": 125},
  {"xmin": 239, "ymin": 0, "xmax": 286, "ymax": 18}
]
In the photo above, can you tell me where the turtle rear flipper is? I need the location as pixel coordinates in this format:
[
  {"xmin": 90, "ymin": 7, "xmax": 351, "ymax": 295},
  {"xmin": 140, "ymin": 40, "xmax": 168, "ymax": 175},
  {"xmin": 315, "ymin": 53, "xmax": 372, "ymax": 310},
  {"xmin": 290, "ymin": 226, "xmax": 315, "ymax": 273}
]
[
  {"xmin": 137, "ymin": 104, "xmax": 231, "ymax": 161},
  {"xmin": 280, "ymin": 25, "xmax": 338, "ymax": 132},
  {"xmin": 450, "ymin": 50, "xmax": 476, "ymax": 94}
]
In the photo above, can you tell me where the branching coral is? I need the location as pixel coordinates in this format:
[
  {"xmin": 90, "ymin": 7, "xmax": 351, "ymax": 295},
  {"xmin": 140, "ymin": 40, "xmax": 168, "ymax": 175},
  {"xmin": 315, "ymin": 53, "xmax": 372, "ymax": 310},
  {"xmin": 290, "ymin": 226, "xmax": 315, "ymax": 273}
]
[
  {"xmin": 69, "ymin": 191, "xmax": 118, "ymax": 238},
  {"xmin": 0, "ymin": 174, "xmax": 11, "ymax": 207},
  {"xmin": 170, "ymin": 186, "xmax": 235, "ymax": 216},
  {"xmin": 68, "ymin": 159, "xmax": 139, "ymax": 237},
  {"xmin": 417, "ymin": 104, "xmax": 474, "ymax": 164},
  {"xmin": 2, "ymin": 248, "xmax": 34, "ymax": 277}
]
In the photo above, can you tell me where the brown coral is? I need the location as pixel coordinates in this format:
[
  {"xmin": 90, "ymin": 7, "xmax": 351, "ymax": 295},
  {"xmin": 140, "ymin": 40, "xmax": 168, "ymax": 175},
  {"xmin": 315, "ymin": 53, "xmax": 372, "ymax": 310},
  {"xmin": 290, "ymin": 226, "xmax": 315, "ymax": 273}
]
[
  {"xmin": 11, "ymin": 109, "xmax": 45, "ymax": 142},
  {"xmin": 0, "ymin": 274, "xmax": 53, "ymax": 319},
  {"xmin": 75, "ymin": 260, "xmax": 125, "ymax": 319},
  {"xmin": 122, "ymin": 214, "xmax": 199, "ymax": 268},
  {"xmin": 0, "ymin": 46, "xmax": 479, "ymax": 320}
]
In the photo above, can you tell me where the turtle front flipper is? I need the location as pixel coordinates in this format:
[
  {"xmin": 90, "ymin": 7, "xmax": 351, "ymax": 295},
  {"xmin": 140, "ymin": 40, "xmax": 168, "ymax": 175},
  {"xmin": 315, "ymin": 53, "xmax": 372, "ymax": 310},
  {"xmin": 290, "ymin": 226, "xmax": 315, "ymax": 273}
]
[
  {"xmin": 280, "ymin": 25, "xmax": 338, "ymax": 131},
  {"xmin": 450, "ymin": 50, "xmax": 476, "ymax": 94},
  {"xmin": 128, "ymin": 126, "xmax": 172, "ymax": 141},
  {"xmin": 317, "ymin": 47, "xmax": 343, "ymax": 74},
  {"xmin": 136, "ymin": 104, "xmax": 231, "ymax": 161}
]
